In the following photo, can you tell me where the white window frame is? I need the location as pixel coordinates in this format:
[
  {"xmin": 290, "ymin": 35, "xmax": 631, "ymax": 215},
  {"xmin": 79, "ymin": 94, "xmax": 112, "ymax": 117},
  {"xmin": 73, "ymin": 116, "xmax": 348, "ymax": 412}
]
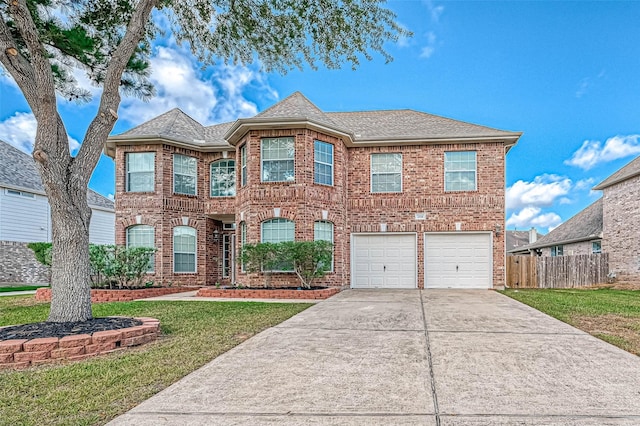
[
  {"xmin": 126, "ymin": 152, "xmax": 155, "ymax": 192},
  {"xmin": 444, "ymin": 151, "xmax": 477, "ymax": 192},
  {"xmin": 551, "ymin": 245, "xmax": 564, "ymax": 257},
  {"xmin": 261, "ymin": 218, "xmax": 295, "ymax": 272},
  {"xmin": 592, "ymin": 241, "xmax": 602, "ymax": 254},
  {"xmin": 240, "ymin": 221, "xmax": 247, "ymax": 273},
  {"xmin": 240, "ymin": 144, "xmax": 247, "ymax": 187},
  {"xmin": 371, "ymin": 153, "xmax": 402, "ymax": 193},
  {"xmin": 5, "ymin": 189, "xmax": 36, "ymax": 199},
  {"xmin": 126, "ymin": 225, "xmax": 155, "ymax": 272},
  {"xmin": 314, "ymin": 140, "xmax": 334, "ymax": 186},
  {"xmin": 314, "ymin": 220, "xmax": 334, "ymax": 272},
  {"xmin": 261, "ymin": 137, "xmax": 295, "ymax": 183},
  {"xmin": 173, "ymin": 154, "xmax": 197, "ymax": 196},
  {"xmin": 173, "ymin": 226, "xmax": 197, "ymax": 273},
  {"xmin": 210, "ymin": 159, "xmax": 236, "ymax": 197}
]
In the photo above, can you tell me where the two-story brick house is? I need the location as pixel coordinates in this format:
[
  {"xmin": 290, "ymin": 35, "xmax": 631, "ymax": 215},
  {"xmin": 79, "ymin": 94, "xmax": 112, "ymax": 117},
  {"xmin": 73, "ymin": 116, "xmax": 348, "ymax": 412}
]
[{"xmin": 105, "ymin": 92, "xmax": 521, "ymax": 289}]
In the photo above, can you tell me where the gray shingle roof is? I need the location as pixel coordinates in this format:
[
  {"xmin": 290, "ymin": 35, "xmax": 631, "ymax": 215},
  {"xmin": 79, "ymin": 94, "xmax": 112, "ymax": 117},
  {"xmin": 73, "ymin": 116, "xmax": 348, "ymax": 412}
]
[
  {"xmin": 506, "ymin": 229, "xmax": 544, "ymax": 251},
  {"xmin": 593, "ymin": 155, "xmax": 640, "ymax": 190},
  {"xmin": 0, "ymin": 139, "xmax": 114, "ymax": 211},
  {"xmin": 514, "ymin": 198, "xmax": 603, "ymax": 252},
  {"xmin": 109, "ymin": 91, "xmax": 521, "ymax": 150}
]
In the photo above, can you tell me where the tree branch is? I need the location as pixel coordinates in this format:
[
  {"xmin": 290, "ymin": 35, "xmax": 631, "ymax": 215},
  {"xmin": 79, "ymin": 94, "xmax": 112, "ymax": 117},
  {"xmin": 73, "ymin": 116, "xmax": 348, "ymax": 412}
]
[{"xmin": 0, "ymin": 18, "xmax": 38, "ymax": 110}]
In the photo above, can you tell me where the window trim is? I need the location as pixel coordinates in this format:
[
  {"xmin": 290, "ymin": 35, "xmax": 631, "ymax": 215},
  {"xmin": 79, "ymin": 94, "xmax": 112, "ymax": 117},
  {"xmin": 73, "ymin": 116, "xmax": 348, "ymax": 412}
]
[
  {"xmin": 261, "ymin": 218, "xmax": 295, "ymax": 272},
  {"xmin": 314, "ymin": 220, "xmax": 334, "ymax": 272},
  {"xmin": 173, "ymin": 226, "xmax": 197, "ymax": 273},
  {"xmin": 240, "ymin": 221, "xmax": 247, "ymax": 273},
  {"xmin": 314, "ymin": 140, "xmax": 334, "ymax": 186},
  {"xmin": 126, "ymin": 225, "xmax": 155, "ymax": 273},
  {"xmin": 551, "ymin": 245, "xmax": 564, "ymax": 257},
  {"xmin": 260, "ymin": 137, "xmax": 295, "ymax": 183},
  {"xmin": 125, "ymin": 152, "xmax": 155, "ymax": 193},
  {"xmin": 5, "ymin": 188, "xmax": 36, "ymax": 199},
  {"xmin": 370, "ymin": 152, "xmax": 403, "ymax": 193},
  {"xmin": 592, "ymin": 241, "xmax": 602, "ymax": 254},
  {"xmin": 444, "ymin": 151, "xmax": 477, "ymax": 192},
  {"xmin": 240, "ymin": 144, "xmax": 247, "ymax": 187},
  {"xmin": 210, "ymin": 159, "xmax": 236, "ymax": 197},
  {"xmin": 173, "ymin": 154, "xmax": 198, "ymax": 196}
]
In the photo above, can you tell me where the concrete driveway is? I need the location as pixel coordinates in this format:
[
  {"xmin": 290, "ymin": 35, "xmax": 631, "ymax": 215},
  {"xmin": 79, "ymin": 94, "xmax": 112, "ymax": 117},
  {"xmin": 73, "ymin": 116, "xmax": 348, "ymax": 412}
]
[{"xmin": 108, "ymin": 290, "xmax": 640, "ymax": 425}]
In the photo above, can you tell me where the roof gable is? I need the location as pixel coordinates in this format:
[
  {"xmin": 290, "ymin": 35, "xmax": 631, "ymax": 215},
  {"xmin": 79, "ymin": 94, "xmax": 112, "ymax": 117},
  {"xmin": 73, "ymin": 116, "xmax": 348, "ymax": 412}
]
[
  {"xmin": 255, "ymin": 91, "xmax": 338, "ymax": 128},
  {"xmin": 118, "ymin": 108, "xmax": 205, "ymax": 144},
  {"xmin": 593, "ymin": 155, "xmax": 640, "ymax": 190}
]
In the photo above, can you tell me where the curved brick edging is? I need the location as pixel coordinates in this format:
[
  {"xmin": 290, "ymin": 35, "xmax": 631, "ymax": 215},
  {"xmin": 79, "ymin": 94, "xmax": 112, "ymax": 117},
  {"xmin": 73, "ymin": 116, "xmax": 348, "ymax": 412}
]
[
  {"xmin": 0, "ymin": 317, "xmax": 160, "ymax": 370},
  {"xmin": 197, "ymin": 287, "xmax": 341, "ymax": 300},
  {"xmin": 35, "ymin": 287, "xmax": 197, "ymax": 303}
]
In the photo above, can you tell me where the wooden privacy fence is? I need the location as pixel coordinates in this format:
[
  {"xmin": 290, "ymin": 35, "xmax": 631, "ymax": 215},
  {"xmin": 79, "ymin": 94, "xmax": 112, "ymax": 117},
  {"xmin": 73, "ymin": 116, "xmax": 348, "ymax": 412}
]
[{"xmin": 507, "ymin": 253, "xmax": 609, "ymax": 289}]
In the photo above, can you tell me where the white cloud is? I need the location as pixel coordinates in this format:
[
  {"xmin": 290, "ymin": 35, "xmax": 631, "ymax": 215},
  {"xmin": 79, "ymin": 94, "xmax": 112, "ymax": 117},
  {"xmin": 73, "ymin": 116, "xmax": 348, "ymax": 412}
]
[
  {"xmin": 0, "ymin": 112, "xmax": 80, "ymax": 153},
  {"xmin": 119, "ymin": 46, "xmax": 276, "ymax": 126},
  {"xmin": 564, "ymin": 135, "xmax": 640, "ymax": 170},
  {"xmin": 506, "ymin": 207, "xmax": 562, "ymax": 230},
  {"xmin": 506, "ymin": 174, "xmax": 572, "ymax": 210},
  {"xmin": 424, "ymin": 0, "xmax": 444, "ymax": 23},
  {"xmin": 420, "ymin": 32, "xmax": 437, "ymax": 59},
  {"xmin": 576, "ymin": 77, "xmax": 590, "ymax": 98}
]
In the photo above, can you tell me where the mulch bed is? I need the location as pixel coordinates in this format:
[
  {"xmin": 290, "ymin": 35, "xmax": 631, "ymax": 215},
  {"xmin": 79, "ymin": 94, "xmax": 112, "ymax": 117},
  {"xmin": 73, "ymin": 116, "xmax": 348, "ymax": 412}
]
[{"xmin": 0, "ymin": 317, "xmax": 142, "ymax": 341}]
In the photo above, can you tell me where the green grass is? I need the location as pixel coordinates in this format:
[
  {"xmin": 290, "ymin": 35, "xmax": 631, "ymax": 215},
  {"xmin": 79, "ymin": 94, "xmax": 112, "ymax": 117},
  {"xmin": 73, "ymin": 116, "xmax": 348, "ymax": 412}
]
[
  {"xmin": 0, "ymin": 285, "xmax": 48, "ymax": 292},
  {"xmin": 0, "ymin": 296, "xmax": 311, "ymax": 426},
  {"xmin": 501, "ymin": 288, "xmax": 640, "ymax": 322}
]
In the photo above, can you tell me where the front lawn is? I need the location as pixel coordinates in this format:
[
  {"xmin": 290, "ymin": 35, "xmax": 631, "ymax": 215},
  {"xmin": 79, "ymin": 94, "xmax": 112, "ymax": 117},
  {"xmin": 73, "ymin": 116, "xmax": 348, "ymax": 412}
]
[
  {"xmin": 0, "ymin": 285, "xmax": 48, "ymax": 292},
  {"xmin": 502, "ymin": 288, "xmax": 640, "ymax": 356},
  {"xmin": 0, "ymin": 296, "xmax": 311, "ymax": 426}
]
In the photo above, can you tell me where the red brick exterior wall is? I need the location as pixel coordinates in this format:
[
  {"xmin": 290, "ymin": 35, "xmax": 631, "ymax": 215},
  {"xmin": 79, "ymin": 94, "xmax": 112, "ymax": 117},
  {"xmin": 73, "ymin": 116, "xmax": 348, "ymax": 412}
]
[
  {"xmin": 113, "ymin": 129, "xmax": 508, "ymax": 289},
  {"xmin": 602, "ymin": 174, "xmax": 640, "ymax": 281}
]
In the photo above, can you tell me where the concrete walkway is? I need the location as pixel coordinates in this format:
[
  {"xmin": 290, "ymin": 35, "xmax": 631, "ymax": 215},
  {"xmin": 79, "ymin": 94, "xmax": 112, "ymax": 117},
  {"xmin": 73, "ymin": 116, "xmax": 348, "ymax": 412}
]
[
  {"xmin": 0, "ymin": 290, "xmax": 37, "ymax": 297},
  {"xmin": 108, "ymin": 290, "xmax": 640, "ymax": 425}
]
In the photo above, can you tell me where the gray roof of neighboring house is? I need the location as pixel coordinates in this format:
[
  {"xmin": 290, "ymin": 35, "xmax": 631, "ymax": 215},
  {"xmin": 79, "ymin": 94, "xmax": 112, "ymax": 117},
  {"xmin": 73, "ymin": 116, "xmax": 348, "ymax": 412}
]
[
  {"xmin": 108, "ymin": 91, "xmax": 522, "ymax": 151},
  {"xmin": 593, "ymin": 155, "xmax": 640, "ymax": 190},
  {"xmin": 506, "ymin": 229, "xmax": 544, "ymax": 252},
  {"xmin": 511, "ymin": 198, "xmax": 603, "ymax": 252},
  {"xmin": 0, "ymin": 139, "xmax": 114, "ymax": 211}
]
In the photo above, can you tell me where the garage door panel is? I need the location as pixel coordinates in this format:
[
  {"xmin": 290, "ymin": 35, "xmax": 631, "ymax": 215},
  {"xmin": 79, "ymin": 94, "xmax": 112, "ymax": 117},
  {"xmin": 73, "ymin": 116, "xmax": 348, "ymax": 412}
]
[
  {"xmin": 425, "ymin": 233, "xmax": 492, "ymax": 289},
  {"xmin": 352, "ymin": 234, "xmax": 416, "ymax": 289}
]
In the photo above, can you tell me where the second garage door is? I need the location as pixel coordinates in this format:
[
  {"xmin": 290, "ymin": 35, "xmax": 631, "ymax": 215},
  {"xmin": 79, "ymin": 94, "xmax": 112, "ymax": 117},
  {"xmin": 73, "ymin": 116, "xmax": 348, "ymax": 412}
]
[
  {"xmin": 352, "ymin": 234, "xmax": 416, "ymax": 289},
  {"xmin": 424, "ymin": 233, "xmax": 492, "ymax": 289}
]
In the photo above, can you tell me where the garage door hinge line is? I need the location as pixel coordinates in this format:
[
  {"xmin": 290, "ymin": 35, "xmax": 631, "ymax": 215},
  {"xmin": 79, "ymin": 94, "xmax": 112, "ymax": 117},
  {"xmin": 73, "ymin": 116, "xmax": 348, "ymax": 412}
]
[{"xmin": 420, "ymin": 290, "xmax": 441, "ymax": 426}]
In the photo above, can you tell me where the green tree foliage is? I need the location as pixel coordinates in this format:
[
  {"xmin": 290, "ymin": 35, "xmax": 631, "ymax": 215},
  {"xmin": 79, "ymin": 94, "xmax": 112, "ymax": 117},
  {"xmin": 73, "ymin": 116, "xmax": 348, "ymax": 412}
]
[
  {"xmin": 1, "ymin": 0, "xmax": 409, "ymax": 322},
  {"xmin": 241, "ymin": 241, "xmax": 333, "ymax": 289},
  {"xmin": 27, "ymin": 242, "xmax": 52, "ymax": 266}
]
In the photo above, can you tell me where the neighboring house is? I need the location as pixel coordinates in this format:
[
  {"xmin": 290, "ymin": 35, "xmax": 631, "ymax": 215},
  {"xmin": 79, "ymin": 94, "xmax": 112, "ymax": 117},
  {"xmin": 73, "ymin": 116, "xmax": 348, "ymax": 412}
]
[
  {"xmin": 593, "ymin": 155, "xmax": 640, "ymax": 281},
  {"xmin": 508, "ymin": 198, "xmax": 603, "ymax": 257},
  {"xmin": 0, "ymin": 139, "xmax": 115, "ymax": 283},
  {"xmin": 506, "ymin": 228, "xmax": 544, "ymax": 255},
  {"xmin": 105, "ymin": 92, "xmax": 521, "ymax": 289}
]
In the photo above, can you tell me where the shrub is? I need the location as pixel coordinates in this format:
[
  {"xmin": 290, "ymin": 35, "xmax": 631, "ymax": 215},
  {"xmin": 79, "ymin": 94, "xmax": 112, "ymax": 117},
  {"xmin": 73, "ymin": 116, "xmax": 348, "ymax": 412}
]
[{"xmin": 27, "ymin": 242, "xmax": 52, "ymax": 267}]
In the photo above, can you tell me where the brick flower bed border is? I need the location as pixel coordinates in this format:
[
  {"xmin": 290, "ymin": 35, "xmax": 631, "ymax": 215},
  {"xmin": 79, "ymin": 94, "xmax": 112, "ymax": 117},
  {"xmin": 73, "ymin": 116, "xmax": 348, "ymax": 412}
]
[
  {"xmin": 0, "ymin": 317, "xmax": 160, "ymax": 370},
  {"xmin": 197, "ymin": 287, "xmax": 341, "ymax": 300},
  {"xmin": 35, "ymin": 287, "xmax": 197, "ymax": 303}
]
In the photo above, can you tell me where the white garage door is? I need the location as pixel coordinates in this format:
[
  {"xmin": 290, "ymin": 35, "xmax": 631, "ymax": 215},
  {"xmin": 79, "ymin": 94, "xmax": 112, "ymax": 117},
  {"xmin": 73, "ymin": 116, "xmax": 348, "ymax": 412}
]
[
  {"xmin": 352, "ymin": 234, "xmax": 416, "ymax": 289},
  {"xmin": 424, "ymin": 233, "xmax": 492, "ymax": 289}
]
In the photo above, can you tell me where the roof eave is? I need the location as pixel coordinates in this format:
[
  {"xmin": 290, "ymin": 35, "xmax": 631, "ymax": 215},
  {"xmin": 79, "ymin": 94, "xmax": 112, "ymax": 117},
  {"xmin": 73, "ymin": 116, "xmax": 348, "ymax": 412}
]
[
  {"xmin": 593, "ymin": 170, "xmax": 640, "ymax": 190},
  {"xmin": 104, "ymin": 135, "xmax": 233, "ymax": 158},
  {"xmin": 224, "ymin": 118, "xmax": 355, "ymax": 146},
  {"xmin": 525, "ymin": 234, "xmax": 603, "ymax": 250},
  {"xmin": 352, "ymin": 133, "xmax": 521, "ymax": 148}
]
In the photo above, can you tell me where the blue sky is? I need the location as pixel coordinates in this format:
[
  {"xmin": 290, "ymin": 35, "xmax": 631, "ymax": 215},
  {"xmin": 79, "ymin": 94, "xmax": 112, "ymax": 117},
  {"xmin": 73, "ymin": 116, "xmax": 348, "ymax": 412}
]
[{"xmin": 2, "ymin": 1, "xmax": 640, "ymax": 234}]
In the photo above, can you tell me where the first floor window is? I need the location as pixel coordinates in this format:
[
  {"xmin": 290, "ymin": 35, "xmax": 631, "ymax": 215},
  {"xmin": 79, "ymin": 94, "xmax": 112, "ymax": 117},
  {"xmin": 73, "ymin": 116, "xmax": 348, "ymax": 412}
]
[
  {"xmin": 445, "ymin": 151, "xmax": 477, "ymax": 192},
  {"xmin": 126, "ymin": 152, "xmax": 155, "ymax": 192},
  {"xmin": 261, "ymin": 218, "xmax": 295, "ymax": 271},
  {"xmin": 210, "ymin": 159, "xmax": 236, "ymax": 196},
  {"xmin": 174, "ymin": 226, "xmax": 196, "ymax": 272},
  {"xmin": 551, "ymin": 245, "xmax": 563, "ymax": 257},
  {"xmin": 261, "ymin": 137, "xmax": 295, "ymax": 182},
  {"xmin": 592, "ymin": 241, "xmax": 602, "ymax": 254},
  {"xmin": 126, "ymin": 225, "xmax": 155, "ymax": 272},
  {"xmin": 314, "ymin": 220, "xmax": 334, "ymax": 272},
  {"xmin": 174, "ymin": 154, "xmax": 197, "ymax": 195},
  {"xmin": 240, "ymin": 221, "xmax": 247, "ymax": 272},
  {"xmin": 371, "ymin": 153, "xmax": 402, "ymax": 193}
]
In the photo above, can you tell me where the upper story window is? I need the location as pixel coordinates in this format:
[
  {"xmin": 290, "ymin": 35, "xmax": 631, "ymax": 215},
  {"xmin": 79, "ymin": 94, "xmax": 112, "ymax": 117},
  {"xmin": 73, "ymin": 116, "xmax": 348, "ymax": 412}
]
[
  {"xmin": 371, "ymin": 153, "xmax": 402, "ymax": 193},
  {"xmin": 126, "ymin": 225, "xmax": 155, "ymax": 272},
  {"xmin": 261, "ymin": 137, "xmax": 295, "ymax": 182},
  {"xmin": 174, "ymin": 154, "xmax": 197, "ymax": 195},
  {"xmin": 173, "ymin": 226, "xmax": 196, "ymax": 273},
  {"xmin": 126, "ymin": 152, "xmax": 155, "ymax": 192},
  {"xmin": 551, "ymin": 245, "xmax": 563, "ymax": 257},
  {"xmin": 210, "ymin": 160, "xmax": 236, "ymax": 197},
  {"xmin": 592, "ymin": 241, "xmax": 602, "ymax": 254},
  {"xmin": 314, "ymin": 141, "xmax": 334, "ymax": 186},
  {"xmin": 240, "ymin": 144, "xmax": 247, "ymax": 187},
  {"xmin": 445, "ymin": 151, "xmax": 477, "ymax": 192},
  {"xmin": 6, "ymin": 189, "xmax": 35, "ymax": 199}
]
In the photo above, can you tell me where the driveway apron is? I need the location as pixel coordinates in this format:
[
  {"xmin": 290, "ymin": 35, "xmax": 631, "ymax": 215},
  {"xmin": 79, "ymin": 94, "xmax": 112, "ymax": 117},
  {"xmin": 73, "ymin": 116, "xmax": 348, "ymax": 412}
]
[{"xmin": 108, "ymin": 290, "xmax": 640, "ymax": 425}]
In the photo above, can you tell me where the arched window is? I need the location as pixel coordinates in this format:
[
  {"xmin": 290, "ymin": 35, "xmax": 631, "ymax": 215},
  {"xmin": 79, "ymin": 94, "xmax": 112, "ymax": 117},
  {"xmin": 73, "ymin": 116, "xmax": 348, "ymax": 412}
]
[
  {"xmin": 210, "ymin": 159, "xmax": 236, "ymax": 197},
  {"xmin": 261, "ymin": 218, "xmax": 294, "ymax": 243},
  {"xmin": 314, "ymin": 221, "xmax": 334, "ymax": 271},
  {"xmin": 173, "ymin": 226, "xmax": 196, "ymax": 273},
  {"xmin": 126, "ymin": 225, "xmax": 155, "ymax": 272}
]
